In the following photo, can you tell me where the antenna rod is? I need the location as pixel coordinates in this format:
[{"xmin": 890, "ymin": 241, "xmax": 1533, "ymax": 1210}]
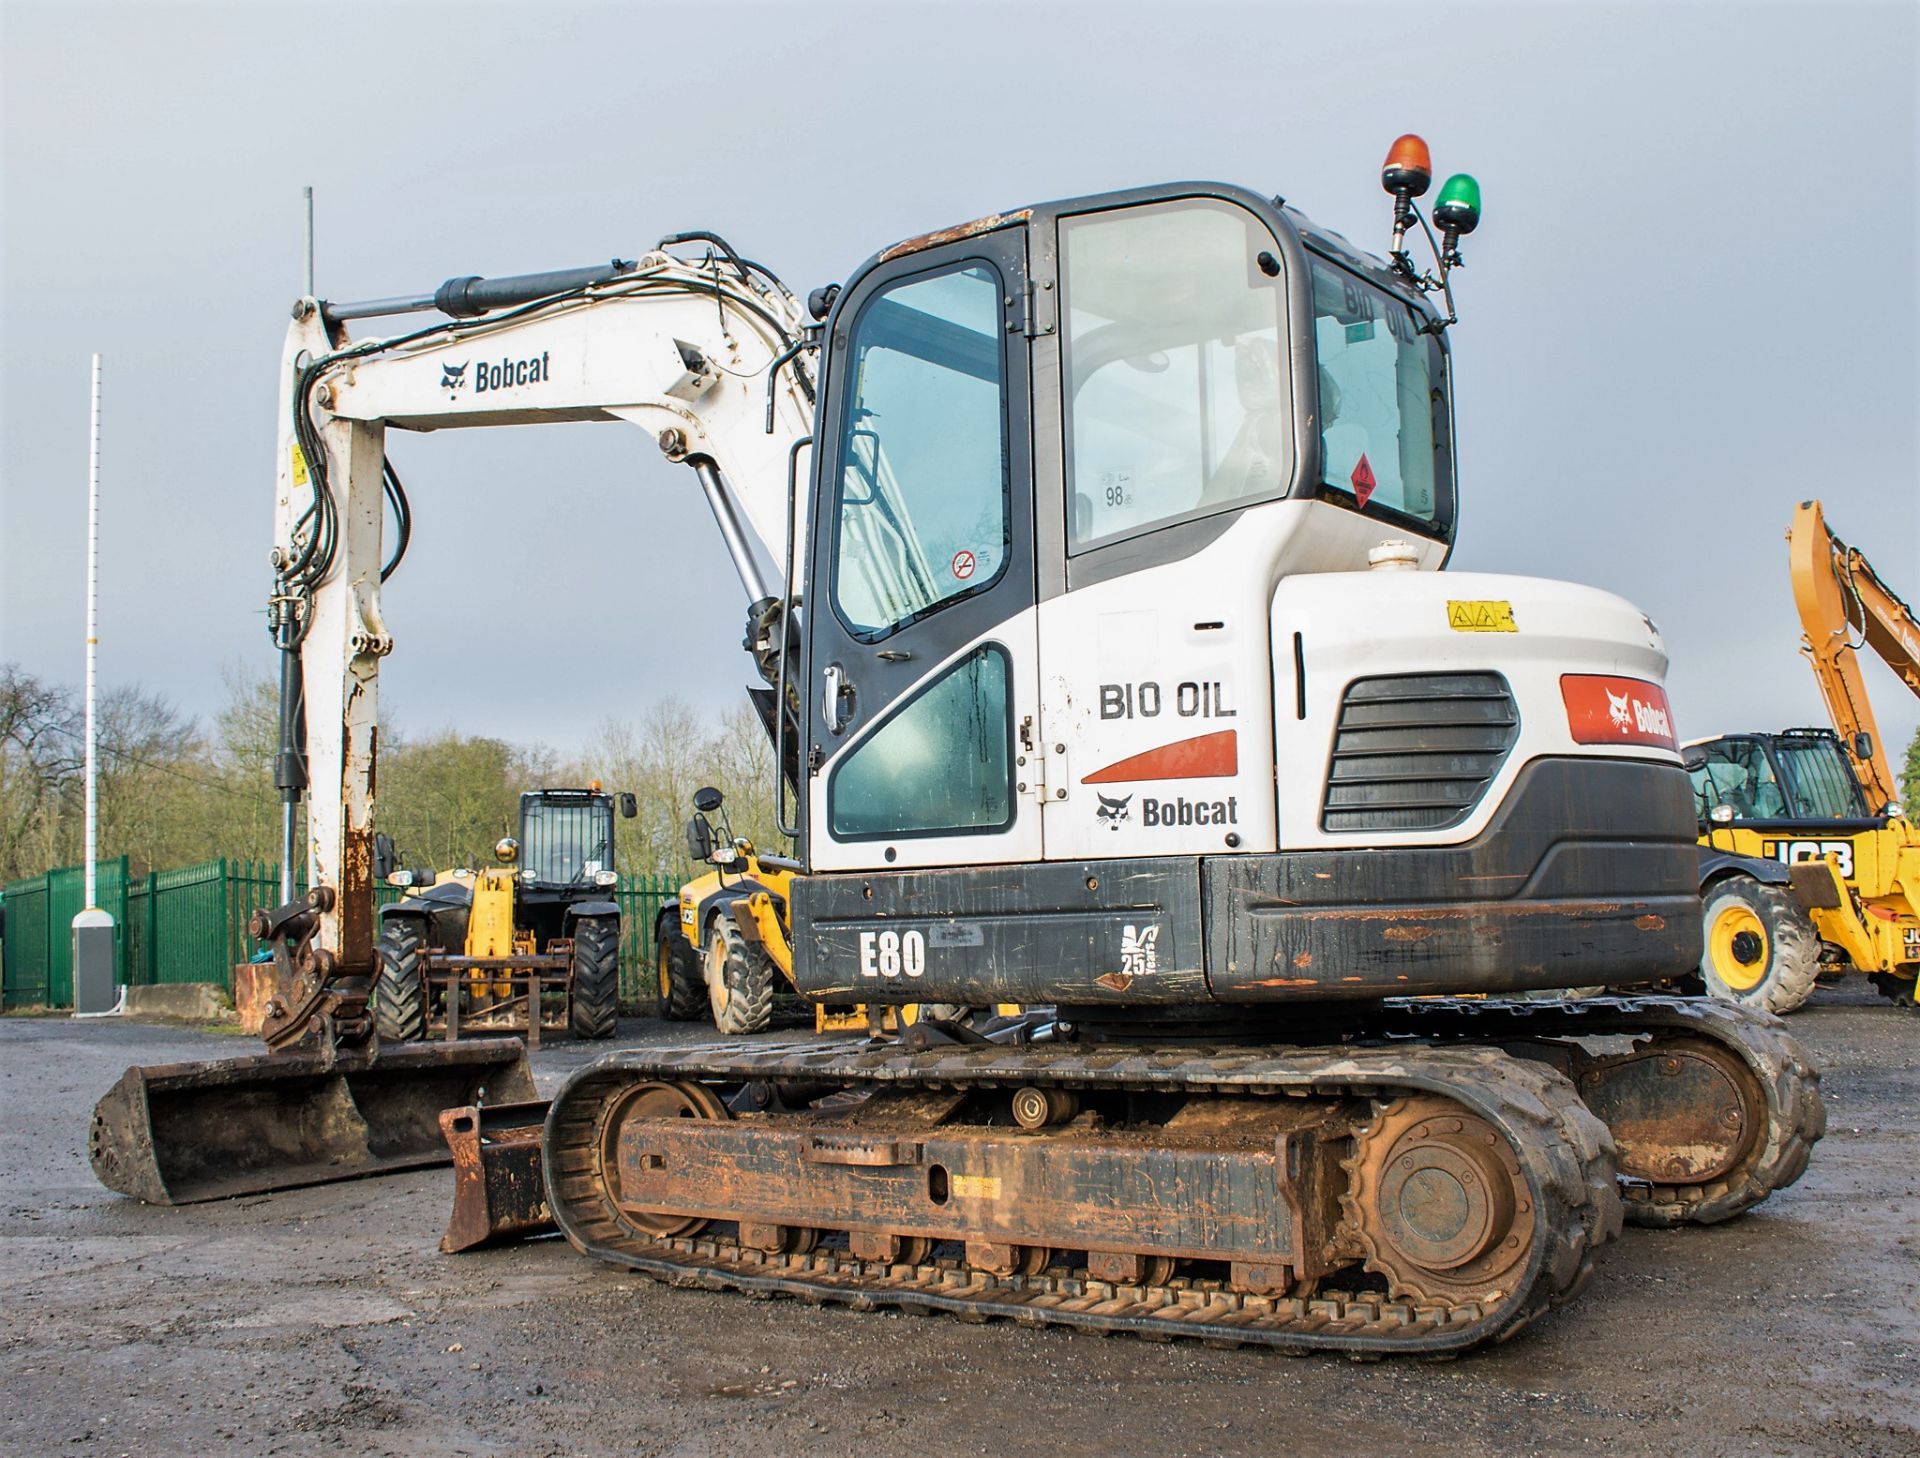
[{"xmin": 304, "ymin": 186, "xmax": 315, "ymax": 298}]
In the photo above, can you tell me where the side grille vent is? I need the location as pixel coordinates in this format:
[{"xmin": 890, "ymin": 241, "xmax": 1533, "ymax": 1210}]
[{"xmin": 1321, "ymin": 673, "xmax": 1519, "ymax": 832}]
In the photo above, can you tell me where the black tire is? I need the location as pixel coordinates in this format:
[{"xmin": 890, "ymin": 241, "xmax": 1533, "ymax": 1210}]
[
  {"xmin": 1869, "ymin": 970, "xmax": 1918, "ymax": 1007},
  {"xmin": 705, "ymin": 916, "xmax": 774, "ymax": 1035},
  {"xmin": 1698, "ymin": 879, "xmax": 1820, "ymax": 1015},
  {"xmin": 655, "ymin": 916, "xmax": 705, "ymax": 1021},
  {"xmin": 568, "ymin": 915, "xmax": 621, "ymax": 1040},
  {"xmin": 373, "ymin": 919, "xmax": 428, "ymax": 1043}
]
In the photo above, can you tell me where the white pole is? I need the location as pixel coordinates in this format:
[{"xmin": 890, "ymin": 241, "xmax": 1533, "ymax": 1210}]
[
  {"xmin": 84, "ymin": 351, "xmax": 101, "ymax": 910},
  {"xmin": 73, "ymin": 353, "xmax": 120, "ymax": 1016}
]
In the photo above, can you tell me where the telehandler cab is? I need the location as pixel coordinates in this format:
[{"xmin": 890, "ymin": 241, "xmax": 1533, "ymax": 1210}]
[
  {"xmin": 656, "ymin": 785, "xmax": 971, "ymax": 1033},
  {"xmin": 92, "ymin": 137, "xmax": 1824, "ymax": 1354}
]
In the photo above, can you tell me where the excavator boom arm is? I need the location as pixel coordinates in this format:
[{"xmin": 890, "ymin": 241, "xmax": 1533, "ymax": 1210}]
[
  {"xmin": 268, "ymin": 244, "xmax": 817, "ymax": 1017},
  {"xmin": 1788, "ymin": 499, "xmax": 1920, "ymax": 811}
]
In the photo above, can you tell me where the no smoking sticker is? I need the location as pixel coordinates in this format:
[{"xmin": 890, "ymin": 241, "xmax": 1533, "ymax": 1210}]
[{"xmin": 951, "ymin": 549, "xmax": 976, "ymax": 581}]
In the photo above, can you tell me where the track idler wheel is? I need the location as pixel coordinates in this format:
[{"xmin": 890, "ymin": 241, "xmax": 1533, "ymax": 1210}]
[
  {"xmin": 597, "ymin": 1080, "xmax": 730, "ymax": 1238},
  {"xmin": 1342, "ymin": 1096, "xmax": 1536, "ymax": 1307}
]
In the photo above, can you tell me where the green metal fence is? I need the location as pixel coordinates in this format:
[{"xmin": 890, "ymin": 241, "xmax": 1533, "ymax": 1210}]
[
  {"xmin": 617, "ymin": 873, "xmax": 680, "ymax": 1009},
  {"xmin": 0, "ymin": 857, "xmax": 132, "ymax": 1007},
  {"xmin": 3, "ymin": 858, "xmax": 682, "ymax": 1012}
]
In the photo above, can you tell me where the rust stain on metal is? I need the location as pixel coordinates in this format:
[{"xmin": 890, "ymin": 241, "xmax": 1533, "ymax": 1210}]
[
  {"xmin": 1291, "ymin": 951, "xmax": 1313, "ymax": 969},
  {"xmin": 439, "ymin": 1101, "xmax": 555, "ymax": 1252},
  {"xmin": 879, "ymin": 209, "xmax": 1033, "ymax": 262},
  {"xmin": 89, "ymin": 1039, "xmax": 535, "ymax": 1205},
  {"xmin": 1574, "ymin": 1042, "xmax": 1755, "ymax": 1185},
  {"xmin": 339, "ymin": 827, "xmax": 376, "ymax": 973},
  {"xmin": 1380, "ymin": 925, "xmax": 1434, "ymax": 942},
  {"xmin": 1095, "ymin": 971, "xmax": 1133, "ymax": 993},
  {"xmin": 1634, "ymin": 914, "xmax": 1666, "ymax": 931}
]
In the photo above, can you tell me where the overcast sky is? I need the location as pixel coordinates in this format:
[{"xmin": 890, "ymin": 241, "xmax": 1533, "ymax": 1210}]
[{"xmin": 3, "ymin": 1, "xmax": 1915, "ymax": 767}]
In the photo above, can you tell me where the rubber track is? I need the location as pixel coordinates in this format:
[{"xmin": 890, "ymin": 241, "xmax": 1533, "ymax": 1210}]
[
  {"xmin": 543, "ymin": 1041, "xmax": 1620, "ymax": 1356},
  {"xmin": 1377, "ymin": 995, "xmax": 1825, "ymax": 1227}
]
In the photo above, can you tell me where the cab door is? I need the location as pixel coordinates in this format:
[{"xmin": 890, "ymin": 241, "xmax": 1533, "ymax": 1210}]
[{"xmin": 804, "ymin": 229, "xmax": 1041, "ymax": 873}]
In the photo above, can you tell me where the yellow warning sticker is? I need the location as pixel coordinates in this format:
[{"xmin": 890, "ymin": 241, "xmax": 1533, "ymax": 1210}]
[
  {"xmin": 1447, "ymin": 600, "xmax": 1517, "ymax": 633},
  {"xmin": 950, "ymin": 1174, "xmax": 1002, "ymax": 1200},
  {"xmin": 290, "ymin": 443, "xmax": 309, "ymax": 488}
]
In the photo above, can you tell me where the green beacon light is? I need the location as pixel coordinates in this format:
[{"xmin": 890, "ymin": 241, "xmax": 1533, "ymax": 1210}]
[{"xmin": 1433, "ymin": 173, "xmax": 1481, "ymax": 265}]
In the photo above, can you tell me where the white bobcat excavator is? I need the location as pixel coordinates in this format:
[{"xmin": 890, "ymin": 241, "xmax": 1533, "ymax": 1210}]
[{"xmin": 93, "ymin": 137, "xmax": 1822, "ymax": 1354}]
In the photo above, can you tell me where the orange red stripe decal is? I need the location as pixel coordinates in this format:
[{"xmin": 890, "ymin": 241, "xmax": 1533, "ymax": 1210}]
[{"xmin": 1082, "ymin": 729, "xmax": 1238, "ymax": 785}]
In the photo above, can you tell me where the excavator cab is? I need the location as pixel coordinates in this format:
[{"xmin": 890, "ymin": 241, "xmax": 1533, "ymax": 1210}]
[{"xmin": 784, "ymin": 184, "xmax": 1696, "ymax": 1012}]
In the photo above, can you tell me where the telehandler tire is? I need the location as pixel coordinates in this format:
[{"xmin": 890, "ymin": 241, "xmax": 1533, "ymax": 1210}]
[
  {"xmin": 705, "ymin": 917, "xmax": 774, "ymax": 1035},
  {"xmin": 655, "ymin": 917, "xmax": 705, "ymax": 1021},
  {"xmin": 373, "ymin": 920, "xmax": 429, "ymax": 1043},
  {"xmin": 568, "ymin": 915, "xmax": 621, "ymax": 1040},
  {"xmin": 1697, "ymin": 879, "xmax": 1819, "ymax": 1014}
]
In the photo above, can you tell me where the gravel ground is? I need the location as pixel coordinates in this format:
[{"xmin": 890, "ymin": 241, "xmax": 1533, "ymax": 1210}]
[{"xmin": 1, "ymin": 988, "xmax": 1915, "ymax": 1458}]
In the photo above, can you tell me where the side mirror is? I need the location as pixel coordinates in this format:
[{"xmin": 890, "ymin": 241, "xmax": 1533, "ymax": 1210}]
[
  {"xmin": 1708, "ymin": 805, "xmax": 1736, "ymax": 826},
  {"xmin": 495, "ymin": 836, "xmax": 519, "ymax": 864},
  {"xmin": 685, "ymin": 815, "xmax": 716, "ymax": 863},
  {"xmin": 1852, "ymin": 732, "xmax": 1874, "ymax": 762},
  {"xmin": 372, "ymin": 832, "xmax": 396, "ymax": 881},
  {"xmin": 693, "ymin": 786, "xmax": 724, "ymax": 814},
  {"xmin": 619, "ymin": 792, "xmax": 638, "ymax": 819}
]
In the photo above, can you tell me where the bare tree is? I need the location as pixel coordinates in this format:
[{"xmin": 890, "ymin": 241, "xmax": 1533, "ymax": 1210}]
[{"xmin": 0, "ymin": 666, "xmax": 83, "ymax": 881}]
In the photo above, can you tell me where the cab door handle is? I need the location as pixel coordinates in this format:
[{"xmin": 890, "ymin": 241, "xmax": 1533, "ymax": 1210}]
[{"xmin": 823, "ymin": 663, "xmax": 856, "ymax": 734}]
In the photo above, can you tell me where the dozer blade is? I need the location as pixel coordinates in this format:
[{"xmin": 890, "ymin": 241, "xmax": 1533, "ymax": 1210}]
[
  {"xmin": 438, "ymin": 1100, "xmax": 555, "ymax": 1252},
  {"xmin": 89, "ymin": 1038, "xmax": 537, "ymax": 1206}
]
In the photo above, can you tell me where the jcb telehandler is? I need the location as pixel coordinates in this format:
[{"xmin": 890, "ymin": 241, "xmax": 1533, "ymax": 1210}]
[
  {"xmin": 95, "ymin": 138, "xmax": 1824, "ymax": 1355},
  {"xmin": 655, "ymin": 785, "xmax": 970, "ymax": 1033},
  {"xmin": 376, "ymin": 786, "xmax": 637, "ymax": 1042}
]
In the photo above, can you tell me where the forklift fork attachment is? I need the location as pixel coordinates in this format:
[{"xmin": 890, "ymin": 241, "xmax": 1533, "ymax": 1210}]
[
  {"xmin": 89, "ymin": 1038, "xmax": 536, "ymax": 1205},
  {"xmin": 438, "ymin": 1099, "xmax": 555, "ymax": 1252}
]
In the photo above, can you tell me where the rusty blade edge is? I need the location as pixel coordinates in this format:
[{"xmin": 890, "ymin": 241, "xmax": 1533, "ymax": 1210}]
[{"xmin": 440, "ymin": 1100, "xmax": 556, "ymax": 1253}]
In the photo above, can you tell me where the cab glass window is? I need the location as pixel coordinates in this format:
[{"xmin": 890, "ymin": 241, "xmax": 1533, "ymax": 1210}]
[
  {"xmin": 1774, "ymin": 737, "xmax": 1869, "ymax": 819},
  {"xmin": 832, "ymin": 265, "xmax": 1008, "ymax": 641},
  {"xmin": 829, "ymin": 646, "xmax": 1013, "ymax": 839},
  {"xmin": 1062, "ymin": 200, "xmax": 1289, "ymax": 551},
  {"xmin": 519, "ymin": 795, "xmax": 612, "ymax": 886},
  {"xmin": 1689, "ymin": 739, "xmax": 1789, "ymax": 820},
  {"xmin": 1310, "ymin": 258, "xmax": 1447, "ymax": 528}
]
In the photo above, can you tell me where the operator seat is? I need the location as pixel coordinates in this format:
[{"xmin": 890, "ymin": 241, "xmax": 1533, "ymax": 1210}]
[{"xmin": 1200, "ymin": 337, "xmax": 1287, "ymax": 506}]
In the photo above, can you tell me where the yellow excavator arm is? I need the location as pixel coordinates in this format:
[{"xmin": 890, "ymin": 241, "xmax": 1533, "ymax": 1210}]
[{"xmin": 1787, "ymin": 498, "xmax": 1920, "ymax": 812}]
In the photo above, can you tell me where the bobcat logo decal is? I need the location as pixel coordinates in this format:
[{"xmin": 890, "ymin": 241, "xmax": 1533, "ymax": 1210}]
[
  {"xmin": 1606, "ymin": 688, "xmax": 1633, "ymax": 731},
  {"xmin": 441, "ymin": 361, "xmax": 469, "ymax": 392},
  {"xmin": 1095, "ymin": 792, "xmax": 1132, "ymax": 829}
]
